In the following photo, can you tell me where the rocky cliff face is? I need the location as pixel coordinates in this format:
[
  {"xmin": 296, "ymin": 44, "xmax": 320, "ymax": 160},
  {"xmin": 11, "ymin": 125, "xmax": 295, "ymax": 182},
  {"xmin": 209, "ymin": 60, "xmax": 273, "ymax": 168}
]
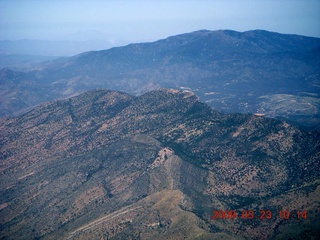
[{"xmin": 0, "ymin": 89, "xmax": 319, "ymax": 239}]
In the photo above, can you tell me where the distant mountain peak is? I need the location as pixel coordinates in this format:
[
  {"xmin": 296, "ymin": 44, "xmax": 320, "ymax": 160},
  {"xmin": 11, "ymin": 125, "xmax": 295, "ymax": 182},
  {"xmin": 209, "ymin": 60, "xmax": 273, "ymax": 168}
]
[{"xmin": 1, "ymin": 29, "xmax": 319, "ymax": 129}]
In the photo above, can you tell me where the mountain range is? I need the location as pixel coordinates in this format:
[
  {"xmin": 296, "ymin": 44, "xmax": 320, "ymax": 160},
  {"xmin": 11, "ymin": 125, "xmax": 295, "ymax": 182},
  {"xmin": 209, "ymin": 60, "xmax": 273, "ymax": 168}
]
[
  {"xmin": 0, "ymin": 39, "xmax": 118, "ymax": 57},
  {"xmin": 0, "ymin": 88, "xmax": 319, "ymax": 239},
  {"xmin": 1, "ymin": 30, "xmax": 319, "ymax": 129}
]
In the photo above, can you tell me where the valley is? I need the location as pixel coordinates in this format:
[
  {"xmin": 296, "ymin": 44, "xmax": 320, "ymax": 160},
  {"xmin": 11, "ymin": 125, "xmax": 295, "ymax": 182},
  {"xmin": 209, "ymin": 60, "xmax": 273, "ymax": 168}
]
[
  {"xmin": 1, "ymin": 29, "xmax": 320, "ymax": 239},
  {"xmin": 1, "ymin": 29, "xmax": 319, "ymax": 129}
]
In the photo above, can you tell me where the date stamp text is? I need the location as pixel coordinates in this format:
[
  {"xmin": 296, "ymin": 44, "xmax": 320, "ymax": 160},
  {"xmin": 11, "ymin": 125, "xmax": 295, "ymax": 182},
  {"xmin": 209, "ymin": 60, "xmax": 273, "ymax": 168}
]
[{"xmin": 212, "ymin": 210, "xmax": 307, "ymax": 220}]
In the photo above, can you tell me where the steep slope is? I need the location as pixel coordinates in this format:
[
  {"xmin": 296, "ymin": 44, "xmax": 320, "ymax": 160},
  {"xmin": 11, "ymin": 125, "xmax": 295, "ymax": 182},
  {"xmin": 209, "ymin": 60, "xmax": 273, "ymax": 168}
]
[
  {"xmin": 0, "ymin": 89, "xmax": 319, "ymax": 239},
  {"xmin": 1, "ymin": 29, "xmax": 319, "ymax": 129}
]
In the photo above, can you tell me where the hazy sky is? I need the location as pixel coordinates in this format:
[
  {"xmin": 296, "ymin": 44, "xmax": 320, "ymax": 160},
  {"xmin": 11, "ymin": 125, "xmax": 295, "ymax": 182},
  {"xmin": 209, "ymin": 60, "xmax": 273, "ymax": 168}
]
[{"xmin": 1, "ymin": 0, "xmax": 320, "ymax": 43}]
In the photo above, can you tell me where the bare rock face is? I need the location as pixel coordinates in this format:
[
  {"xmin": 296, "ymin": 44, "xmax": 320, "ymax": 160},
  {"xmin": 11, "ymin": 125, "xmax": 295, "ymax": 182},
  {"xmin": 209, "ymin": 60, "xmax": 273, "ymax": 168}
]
[{"xmin": 0, "ymin": 89, "xmax": 319, "ymax": 239}]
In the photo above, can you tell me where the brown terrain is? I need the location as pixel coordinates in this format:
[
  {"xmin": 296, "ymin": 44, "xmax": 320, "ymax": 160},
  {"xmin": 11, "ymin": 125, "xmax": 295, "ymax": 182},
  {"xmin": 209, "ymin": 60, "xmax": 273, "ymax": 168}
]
[{"xmin": 0, "ymin": 89, "xmax": 319, "ymax": 239}]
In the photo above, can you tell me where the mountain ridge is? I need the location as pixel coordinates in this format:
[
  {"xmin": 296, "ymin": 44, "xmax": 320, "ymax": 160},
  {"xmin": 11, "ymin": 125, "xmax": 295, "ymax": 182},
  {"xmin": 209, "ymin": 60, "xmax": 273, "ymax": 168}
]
[
  {"xmin": 1, "ymin": 88, "xmax": 319, "ymax": 239},
  {"xmin": 1, "ymin": 29, "xmax": 319, "ymax": 129}
]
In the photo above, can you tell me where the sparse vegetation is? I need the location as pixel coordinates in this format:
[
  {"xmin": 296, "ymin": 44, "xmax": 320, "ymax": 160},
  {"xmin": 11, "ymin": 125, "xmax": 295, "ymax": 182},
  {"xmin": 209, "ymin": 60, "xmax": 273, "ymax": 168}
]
[{"xmin": 0, "ymin": 89, "xmax": 319, "ymax": 239}]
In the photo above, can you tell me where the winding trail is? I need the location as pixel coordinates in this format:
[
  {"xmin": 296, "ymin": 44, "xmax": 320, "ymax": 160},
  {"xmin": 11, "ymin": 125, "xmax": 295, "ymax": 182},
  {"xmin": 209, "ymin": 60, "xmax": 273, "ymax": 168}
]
[{"xmin": 67, "ymin": 205, "xmax": 142, "ymax": 239}]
